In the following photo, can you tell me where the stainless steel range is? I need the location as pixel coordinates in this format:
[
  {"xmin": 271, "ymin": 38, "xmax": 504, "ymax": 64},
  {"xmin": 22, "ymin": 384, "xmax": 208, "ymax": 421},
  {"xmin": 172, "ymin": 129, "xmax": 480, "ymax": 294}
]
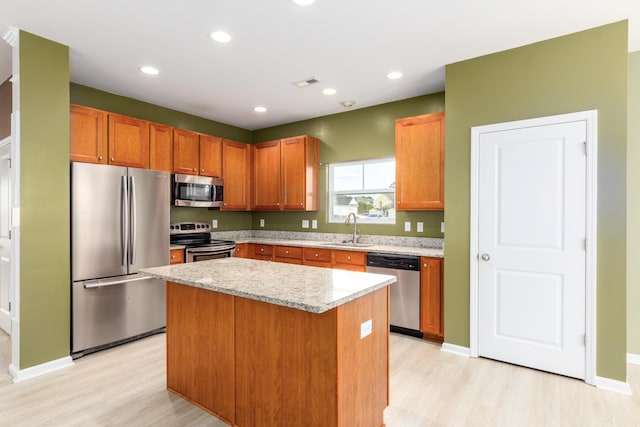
[{"xmin": 170, "ymin": 222, "xmax": 236, "ymax": 262}]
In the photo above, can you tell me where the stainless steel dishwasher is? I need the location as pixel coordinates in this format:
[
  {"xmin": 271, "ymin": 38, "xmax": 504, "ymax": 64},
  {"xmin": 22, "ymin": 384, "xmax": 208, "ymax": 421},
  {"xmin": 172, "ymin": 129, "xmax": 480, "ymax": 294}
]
[{"xmin": 366, "ymin": 253, "xmax": 423, "ymax": 338}]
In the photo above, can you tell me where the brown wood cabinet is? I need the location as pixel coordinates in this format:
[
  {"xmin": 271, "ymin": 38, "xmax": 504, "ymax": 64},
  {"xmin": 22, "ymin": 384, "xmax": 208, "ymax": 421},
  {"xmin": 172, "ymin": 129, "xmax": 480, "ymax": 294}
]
[
  {"xmin": 252, "ymin": 244, "xmax": 274, "ymax": 261},
  {"xmin": 274, "ymin": 245, "xmax": 303, "ymax": 264},
  {"xmin": 170, "ymin": 248, "xmax": 184, "ymax": 264},
  {"xmin": 395, "ymin": 112, "xmax": 445, "ymax": 210},
  {"xmin": 303, "ymin": 247, "xmax": 332, "ymax": 268},
  {"xmin": 149, "ymin": 122, "xmax": 173, "ymax": 173},
  {"xmin": 420, "ymin": 256, "xmax": 443, "ymax": 342},
  {"xmin": 199, "ymin": 134, "xmax": 222, "ymax": 177},
  {"xmin": 107, "ymin": 114, "xmax": 150, "ymax": 168},
  {"xmin": 234, "ymin": 243, "xmax": 249, "ymax": 258},
  {"xmin": 253, "ymin": 135, "xmax": 320, "ymax": 211},
  {"xmin": 173, "ymin": 128, "xmax": 200, "ymax": 174},
  {"xmin": 332, "ymin": 250, "xmax": 366, "ymax": 272},
  {"xmin": 253, "ymin": 140, "xmax": 281, "ymax": 210},
  {"xmin": 70, "ymin": 105, "xmax": 107, "ymax": 164},
  {"xmin": 222, "ymin": 139, "xmax": 252, "ymax": 210}
]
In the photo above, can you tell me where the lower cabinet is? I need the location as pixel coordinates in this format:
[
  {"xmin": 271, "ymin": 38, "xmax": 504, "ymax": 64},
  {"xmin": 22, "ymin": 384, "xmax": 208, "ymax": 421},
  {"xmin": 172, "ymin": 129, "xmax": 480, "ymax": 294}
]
[
  {"xmin": 420, "ymin": 257, "xmax": 443, "ymax": 342},
  {"xmin": 274, "ymin": 246, "xmax": 303, "ymax": 264},
  {"xmin": 252, "ymin": 244, "xmax": 274, "ymax": 261},
  {"xmin": 170, "ymin": 248, "xmax": 184, "ymax": 264},
  {"xmin": 302, "ymin": 247, "xmax": 332, "ymax": 268},
  {"xmin": 332, "ymin": 250, "xmax": 366, "ymax": 272},
  {"xmin": 234, "ymin": 243, "xmax": 249, "ymax": 258}
]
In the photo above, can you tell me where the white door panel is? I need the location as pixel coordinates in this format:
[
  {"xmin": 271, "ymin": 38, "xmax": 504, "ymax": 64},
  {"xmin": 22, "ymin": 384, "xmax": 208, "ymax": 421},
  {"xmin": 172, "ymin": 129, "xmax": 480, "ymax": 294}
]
[
  {"xmin": 0, "ymin": 142, "xmax": 11, "ymax": 334},
  {"xmin": 477, "ymin": 120, "xmax": 587, "ymax": 380}
]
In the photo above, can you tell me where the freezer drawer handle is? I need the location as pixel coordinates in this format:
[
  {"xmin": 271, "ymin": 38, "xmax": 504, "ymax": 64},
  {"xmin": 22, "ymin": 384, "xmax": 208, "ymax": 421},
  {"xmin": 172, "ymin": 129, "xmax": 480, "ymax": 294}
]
[{"xmin": 83, "ymin": 275, "xmax": 153, "ymax": 289}]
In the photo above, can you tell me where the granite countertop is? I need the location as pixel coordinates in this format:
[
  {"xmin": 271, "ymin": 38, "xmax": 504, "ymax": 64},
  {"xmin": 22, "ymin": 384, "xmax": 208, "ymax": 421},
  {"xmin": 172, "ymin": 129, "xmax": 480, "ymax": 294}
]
[
  {"xmin": 170, "ymin": 244, "xmax": 186, "ymax": 250},
  {"xmin": 141, "ymin": 257, "xmax": 396, "ymax": 313},
  {"xmin": 233, "ymin": 237, "xmax": 444, "ymax": 258}
]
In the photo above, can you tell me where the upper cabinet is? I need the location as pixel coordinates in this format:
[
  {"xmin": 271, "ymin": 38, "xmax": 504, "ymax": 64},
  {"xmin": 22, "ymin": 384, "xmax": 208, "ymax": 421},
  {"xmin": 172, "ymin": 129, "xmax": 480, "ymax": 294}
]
[
  {"xmin": 395, "ymin": 112, "xmax": 445, "ymax": 210},
  {"xmin": 108, "ymin": 114, "xmax": 150, "ymax": 169},
  {"xmin": 253, "ymin": 135, "xmax": 319, "ymax": 211},
  {"xmin": 70, "ymin": 105, "xmax": 107, "ymax": 164},
  {"xmin": 173, "ymin": 128, "xmax": 199, "ymax": 174},
  {"xmin": 199, "ymin": 134, "xmax": 222, "ymax": 178},
  {"xmin": 222, "ymin": 139, "xmax": 252, "ymax": 211},
  {"xmin": 149, "ymin": 122, "xmax": 173, "ymax": 173}
]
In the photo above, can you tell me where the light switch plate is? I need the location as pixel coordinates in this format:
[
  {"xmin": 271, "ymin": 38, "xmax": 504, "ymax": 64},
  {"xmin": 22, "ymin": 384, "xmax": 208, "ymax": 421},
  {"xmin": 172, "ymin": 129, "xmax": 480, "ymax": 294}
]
[
  {"xmin": 212, "ymin": 219, "xmax": 218, "ymax": 228},
  {"xmin": 312, "ymin": 219, "xmax": 318, "ymax": 229},
  {"xmin": 360, "ymin": 319, "xmax": 372, "ymax": 339},
  {"xmin": 404, "ymin": 221, "xmax": 411, "ymax": 232},
  {"xmin": 441, "ymin": 222, "xmax": 445, "ymax": 233},
  {"xmin": 259, "ymin": 218, "xmax": 265, "ymax": 228},
  {"xmin": 417, "ymin": 222, "xmax": 424, "ymax": 233},
  {"xmin": 302, "ymin": 219, "xmax": 309, "ymax": 229}
]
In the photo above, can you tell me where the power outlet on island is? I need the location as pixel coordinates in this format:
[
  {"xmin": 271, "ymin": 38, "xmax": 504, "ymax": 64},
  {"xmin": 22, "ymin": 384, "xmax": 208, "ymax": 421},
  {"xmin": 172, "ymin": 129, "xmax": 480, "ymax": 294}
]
[{"xmin": 360, "ymin": 319, "xmax": 372, "ymax": 339}]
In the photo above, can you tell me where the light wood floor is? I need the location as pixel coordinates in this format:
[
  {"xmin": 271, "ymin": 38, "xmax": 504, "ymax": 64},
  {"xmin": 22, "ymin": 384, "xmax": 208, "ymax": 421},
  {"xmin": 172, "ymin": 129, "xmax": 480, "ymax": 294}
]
[{"xmin": 0, "ymin": 331, "xmax": 639, "ymax": 426}]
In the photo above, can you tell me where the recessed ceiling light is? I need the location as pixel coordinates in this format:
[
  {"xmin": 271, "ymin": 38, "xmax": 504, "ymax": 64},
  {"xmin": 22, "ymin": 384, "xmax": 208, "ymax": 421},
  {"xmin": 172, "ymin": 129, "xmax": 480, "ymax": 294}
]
[
  {"xmin": 293, "ymin": 0, "xmax": 315, "ymax": 5},
  {"xmin": 323, "ymin": 88, "xmax": 337, "ymax": 96},
  {"xmin": 340, "ymin": 100, "xmax": 356, "ymax": 108},
  {"xmin": 140, "ymin": 66, "xmax": 159, "ymax": 75},
  {"xmin": 386, "ymin": 71, "xmax": 404, "ymax": 80},
  {"xmin": 254, "ymin": 106, "xmax": 267, "ymax": 113},
  {"xmin": 210, "ymin": 31, "xmax": 232, "ymax": 43}
]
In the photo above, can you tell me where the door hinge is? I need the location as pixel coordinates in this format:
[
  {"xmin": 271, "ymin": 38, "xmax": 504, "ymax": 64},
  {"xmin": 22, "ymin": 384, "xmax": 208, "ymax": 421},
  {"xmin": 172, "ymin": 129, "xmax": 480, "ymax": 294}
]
[
  {"xmin": 8, "ymin": 302, "xmax": 11, "ymax": 312},
  {"xmin": 583, "ymin": 141, "xmax": 588, "ymax": 156},
  {"xmin": 584, "ymin": 334, "xmax": 587, "ymax": 346},
  {"xmin": 8, "ymin": 229, "xmax": 11, "ymax": 240}
]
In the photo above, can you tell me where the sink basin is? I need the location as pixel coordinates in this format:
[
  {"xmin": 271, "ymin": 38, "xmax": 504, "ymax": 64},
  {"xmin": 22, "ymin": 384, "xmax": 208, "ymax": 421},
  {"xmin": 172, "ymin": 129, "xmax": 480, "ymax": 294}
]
[{"xmin": 322, "ymin": 242, "xmax": 375, "ymax": 248}]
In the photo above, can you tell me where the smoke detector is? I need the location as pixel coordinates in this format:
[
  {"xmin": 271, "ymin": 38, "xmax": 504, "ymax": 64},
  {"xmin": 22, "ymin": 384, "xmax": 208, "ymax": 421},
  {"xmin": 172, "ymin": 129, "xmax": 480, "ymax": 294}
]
[
  {"xmin": 340, "ymin": 100, "xmax": 356, "ymax": 108},
  {"xmin": 294, "ymin": 77, "xmax": 320, "ymax": 87}
]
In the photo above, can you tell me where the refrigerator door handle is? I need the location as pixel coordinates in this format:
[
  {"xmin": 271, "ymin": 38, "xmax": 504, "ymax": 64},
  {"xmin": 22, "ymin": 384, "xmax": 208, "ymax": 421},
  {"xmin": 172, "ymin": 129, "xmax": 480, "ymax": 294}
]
[
  {"xmin": 82, "ymin": 274, "xmax": 154, "ymax": 289},
  {"xmin": 129, "ymin": 175, "xmax": 137, "ymax": 265},
  {"xmin": 121, "ymin": 175, "xmax": 129, "ymax": 266}
]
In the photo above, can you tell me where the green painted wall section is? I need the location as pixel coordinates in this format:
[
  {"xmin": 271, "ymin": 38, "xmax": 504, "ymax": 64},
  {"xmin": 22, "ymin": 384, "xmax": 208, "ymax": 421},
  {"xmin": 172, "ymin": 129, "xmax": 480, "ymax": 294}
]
[
  {"xmin": 444, "ymin": 22, "xmax": 628, "ymax": 380},
  {"xmin": 19, "ymin": 31, "xmax": 70, "ymax": 368},
  {"xmin": 70, "ymin": 83, "xmax": 252, "ymax": 143},
  {"xmin": 628, "ymin": 51, "xmax": 640, "ymax": 356},
  {"xmin": 252, "ymin": 93, "xmax": 445, "ymax": 237}
]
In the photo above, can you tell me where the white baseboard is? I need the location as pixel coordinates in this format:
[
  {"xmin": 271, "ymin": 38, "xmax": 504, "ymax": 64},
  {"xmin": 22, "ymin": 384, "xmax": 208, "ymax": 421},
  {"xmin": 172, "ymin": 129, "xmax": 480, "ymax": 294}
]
[
  {"xmin": 10, "ymin": 356, "xmax": 74, "ymax": 382},
  {"xmin": 595, "ymin": 375, "xmax": 633, "ymax": 396},
  {"xmin": 441, "ymin": 343, "xmax": 471, "ymax": 357},
  {"xmin": 628, "ymin": 353, "xmax": 640, "ymax": 365}
]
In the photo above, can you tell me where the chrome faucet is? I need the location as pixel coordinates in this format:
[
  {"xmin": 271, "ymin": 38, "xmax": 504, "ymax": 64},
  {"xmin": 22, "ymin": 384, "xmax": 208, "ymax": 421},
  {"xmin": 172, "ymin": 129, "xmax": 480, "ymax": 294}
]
[{"xmin": 345, "ymin": 212, "xmax": 360, "ymax": 243}]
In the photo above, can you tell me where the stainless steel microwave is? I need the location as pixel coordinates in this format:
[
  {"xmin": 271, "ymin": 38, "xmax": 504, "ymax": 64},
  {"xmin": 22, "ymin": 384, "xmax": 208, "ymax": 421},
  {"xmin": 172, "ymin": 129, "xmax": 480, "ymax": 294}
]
[{"xmin": 172, "ymin": 174, "xmax": 223, "ymax": 208}]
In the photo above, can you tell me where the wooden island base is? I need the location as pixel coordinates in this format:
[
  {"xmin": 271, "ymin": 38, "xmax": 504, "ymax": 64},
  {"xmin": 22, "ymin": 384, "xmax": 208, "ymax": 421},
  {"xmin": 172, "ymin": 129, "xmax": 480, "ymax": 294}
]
[{"xmin": 166, "ymin": 281, "xmax": 389, "ymax": 427}]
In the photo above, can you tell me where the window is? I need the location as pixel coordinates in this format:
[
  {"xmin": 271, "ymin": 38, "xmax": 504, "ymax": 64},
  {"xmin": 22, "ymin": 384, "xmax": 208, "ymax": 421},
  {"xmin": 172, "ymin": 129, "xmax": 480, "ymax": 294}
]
[{"xmin": 328, "ymin": 158, "xmax": 395, "ymax": 224}]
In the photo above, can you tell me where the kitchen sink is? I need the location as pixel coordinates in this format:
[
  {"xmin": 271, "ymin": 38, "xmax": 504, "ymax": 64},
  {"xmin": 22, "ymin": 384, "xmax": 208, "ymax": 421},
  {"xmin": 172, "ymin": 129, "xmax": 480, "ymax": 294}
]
[{"xmin": 322, "ymin": 242, "xmax": 376, "ymax": 248}]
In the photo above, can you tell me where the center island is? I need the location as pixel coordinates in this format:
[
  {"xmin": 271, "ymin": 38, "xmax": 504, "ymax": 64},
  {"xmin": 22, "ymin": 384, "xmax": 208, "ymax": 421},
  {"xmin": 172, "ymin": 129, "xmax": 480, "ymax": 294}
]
[{"xmin": 141, "ymin": 257, "xmax": 397, "ymax": 427}]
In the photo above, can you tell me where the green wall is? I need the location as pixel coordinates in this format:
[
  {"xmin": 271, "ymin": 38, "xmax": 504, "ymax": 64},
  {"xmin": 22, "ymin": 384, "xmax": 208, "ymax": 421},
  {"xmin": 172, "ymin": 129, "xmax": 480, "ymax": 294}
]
[
  {"xmin": 252, "ymin": 93, "xmax": 445, "ymax": 237},
  {"xmin": 444, "ymin": 22, "xmax": 628, "ymax": 380},
  {"xmin": 628, "ymin": 51, "xmax": 640, "ymax": 357},
  {"xmin": 19, "ymin": 31, "xmax": 70, "ymax": 368}
]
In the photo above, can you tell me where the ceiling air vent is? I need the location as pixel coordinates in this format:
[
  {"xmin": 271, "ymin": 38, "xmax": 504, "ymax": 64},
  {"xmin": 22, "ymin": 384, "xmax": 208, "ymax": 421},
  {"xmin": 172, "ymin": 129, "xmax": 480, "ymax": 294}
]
[{"xmin": 294, "ymin": 77, "xmax": 320, "ymax": 88}]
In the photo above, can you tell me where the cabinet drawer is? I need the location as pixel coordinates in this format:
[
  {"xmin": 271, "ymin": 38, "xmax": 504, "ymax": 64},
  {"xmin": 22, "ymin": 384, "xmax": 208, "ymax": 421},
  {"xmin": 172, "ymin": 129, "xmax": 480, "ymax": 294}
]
[
  {"xmin": 252, "ymin": 244, "xmax": 273, "ymax": 260},
  {"xmin": 303, "ymin": 247, "xmax": 332, "ymax": 263},
  {"xmin": 170, "ymin": 248, "xmax": 184, "ymax": 264},
  {"xmin": 274, "ymin": 246, "xmax": 303, "ymax": 260},
  {"xmin": 333, "ymin": 250, "xmax": 365, "ymax": 266}
]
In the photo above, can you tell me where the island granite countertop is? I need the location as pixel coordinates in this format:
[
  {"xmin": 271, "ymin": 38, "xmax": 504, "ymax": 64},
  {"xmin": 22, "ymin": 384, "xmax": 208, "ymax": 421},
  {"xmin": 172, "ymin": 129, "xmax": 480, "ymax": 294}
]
[{"xmin": 140, "ymin": 257, "xmax": 397, "ymax": 314}]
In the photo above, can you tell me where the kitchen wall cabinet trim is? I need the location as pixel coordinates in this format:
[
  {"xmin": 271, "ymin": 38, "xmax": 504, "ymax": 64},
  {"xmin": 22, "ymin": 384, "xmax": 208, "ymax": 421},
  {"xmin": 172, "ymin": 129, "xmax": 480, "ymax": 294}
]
[{"xmin": 396, "ymin": 112, "xmax": 445, "ymax": 210}]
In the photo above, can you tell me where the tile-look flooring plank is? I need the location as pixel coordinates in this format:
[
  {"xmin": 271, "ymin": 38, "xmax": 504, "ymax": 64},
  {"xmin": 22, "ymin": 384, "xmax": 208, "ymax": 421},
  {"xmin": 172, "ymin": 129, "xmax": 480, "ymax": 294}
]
[{"xmin": 0, "ymin": 332, "xmax": 638, "ymax": 426}]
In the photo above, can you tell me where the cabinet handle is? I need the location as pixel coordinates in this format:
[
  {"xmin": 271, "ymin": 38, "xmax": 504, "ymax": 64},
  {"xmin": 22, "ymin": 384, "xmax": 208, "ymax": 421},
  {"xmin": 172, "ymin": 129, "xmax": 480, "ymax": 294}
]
[
  {"xmin": 315, "ymin": 253, "xmax": 318, "ymax": 257},
  {"xmin": 111, "ymin": 157, "xmax": 115, "ymax": 161},
  {"xmin": 285, "ymin": 250, "xmax": 289, "ymax": 254},
  {"xmin": 98, "ymin": 156, "xmax": 103, "ymax": 160},
  {"xmin": 347, "ymin": 256, "xmax": 351, "ymax": 260},
  {"xmin": 260, "ymin": 248, "xmax": 264, "ymax": 252},
  {"xmin": 201, "ymin": 168, "xmax": 205, "ymax": 172},
  {"xmin": 300, "ymin": 203, "xmax": 303, "ymax": 207},
  {"xmin": 171, "ymin": 255, "xmax": 176, "ymax": 259},
  {"xmin": 424, "ymin": 263, "xmax": 428, "ymax": 268},
  {"xmin": 193, "ymin": 168, "xmax": 197, "ymax": 172}
]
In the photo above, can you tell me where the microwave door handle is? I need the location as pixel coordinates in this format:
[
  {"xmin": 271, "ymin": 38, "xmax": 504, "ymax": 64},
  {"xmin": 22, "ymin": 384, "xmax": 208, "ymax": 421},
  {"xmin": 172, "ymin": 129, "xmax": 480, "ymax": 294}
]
[
  {"xmin": 121, "ymin": 175, "xmax": 129, "ymax": 266},
  {"xmin": 129, "ymin": 175, "xmax": 137, "ymax": 265}
]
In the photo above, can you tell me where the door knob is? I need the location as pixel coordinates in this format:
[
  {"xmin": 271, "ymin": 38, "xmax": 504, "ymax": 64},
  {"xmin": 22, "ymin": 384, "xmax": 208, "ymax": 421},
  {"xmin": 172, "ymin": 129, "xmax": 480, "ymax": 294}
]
[{"xmin": 481, "ymin": 253, "xmax": 491, "ymax": 261}]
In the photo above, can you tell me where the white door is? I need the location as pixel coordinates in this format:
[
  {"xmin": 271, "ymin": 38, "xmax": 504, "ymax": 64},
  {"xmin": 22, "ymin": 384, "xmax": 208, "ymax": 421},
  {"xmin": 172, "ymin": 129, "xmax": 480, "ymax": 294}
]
[
  {"xmin": 0, "ymin": 141, "xmax": 11, "ymax": 334},
  {"xmin": 477, "ymin": 119, "xmax": 587, "ymax": 379}
]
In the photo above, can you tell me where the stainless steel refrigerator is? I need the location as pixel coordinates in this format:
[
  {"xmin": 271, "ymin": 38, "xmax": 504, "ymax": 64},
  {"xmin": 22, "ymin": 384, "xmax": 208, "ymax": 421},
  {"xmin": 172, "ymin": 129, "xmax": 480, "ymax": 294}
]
[{"xmin": 71, "ymin": 162, "xmax": 169, "ymax": 357}]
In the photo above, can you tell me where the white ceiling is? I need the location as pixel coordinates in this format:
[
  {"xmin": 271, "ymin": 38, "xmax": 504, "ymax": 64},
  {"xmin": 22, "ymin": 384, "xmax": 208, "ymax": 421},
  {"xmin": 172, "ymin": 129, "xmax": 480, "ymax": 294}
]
[{"xmin": 1, "ymin": 0, "xmax": 638, "ymax": 130}]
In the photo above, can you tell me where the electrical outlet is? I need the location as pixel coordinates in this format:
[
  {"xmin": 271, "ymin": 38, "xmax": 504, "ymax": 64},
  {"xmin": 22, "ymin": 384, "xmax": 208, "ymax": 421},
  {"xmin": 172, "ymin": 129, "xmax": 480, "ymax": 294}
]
[
  {"xmin": 212, "ymin": 219, "xmax": 218, "ymax": 228},
  {"xmin": 259, "ymin": 218, "xmax": 265, "ymax": 228},
  {"xmin": 404, "ymin": 221, "xmax": 411, "ymax": 232},
  {"xmin": 312, "ymin": 219, "xmax": 318, "ymax": 229},
  {"xmin": 417, "ymin": 222, "xmax": 424, "ymax": 233},
  {"xmin": 441, "ymin": 222, "xmax": 445, "ymax": 233},
  {"xmin": 302, "ymin": 219, "xmax": 309, "ymax": 229},
  {"xmin": 360, "ymin": 319, "xmax": 372, "ymax": 339}
]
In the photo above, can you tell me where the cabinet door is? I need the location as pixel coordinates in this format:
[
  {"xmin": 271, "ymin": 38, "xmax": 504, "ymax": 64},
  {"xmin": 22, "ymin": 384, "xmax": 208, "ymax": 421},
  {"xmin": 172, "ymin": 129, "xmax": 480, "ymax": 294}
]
[
  {"xmin": 396, "ymin": 112, "xmax": 445, "ymax": 210},
  {"xmin": 170, "ymin": 248, "xmax": 184, "ymax": 264},
  {"xmin": 234, "ymin": 243, "xmax": 249, "ymax": 259},
  {"xmin": 281, "ymin": 136, "xmax": 319, "ymax": 211},
  {"xmin": 199, "ymin": 134, "xmax": 223, "ymax": 177},
  {"xmin": 222, "ymin": 139, "xmax": 251, "ymax": 211},
  {"xmin": 70, "ymin": 105, "xmax": 107, "ymax": 164},
  {"xmin": 420, "ymin": 256, "xmax": 443, "ymax": 341},
  {"xmin": 253, "ymin": 140, "xmax": 281, "ymax": 210},
  {"xmin": 173, "ymin": 128, "xmax": 199, "ymax": 174},
  {"xmin": 108, "ymin": 114, "xmax": 150, "ymax": 168},
  {"xmin": 149, "ymin": 122, "xmax": 173, "ymax": 173}
]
